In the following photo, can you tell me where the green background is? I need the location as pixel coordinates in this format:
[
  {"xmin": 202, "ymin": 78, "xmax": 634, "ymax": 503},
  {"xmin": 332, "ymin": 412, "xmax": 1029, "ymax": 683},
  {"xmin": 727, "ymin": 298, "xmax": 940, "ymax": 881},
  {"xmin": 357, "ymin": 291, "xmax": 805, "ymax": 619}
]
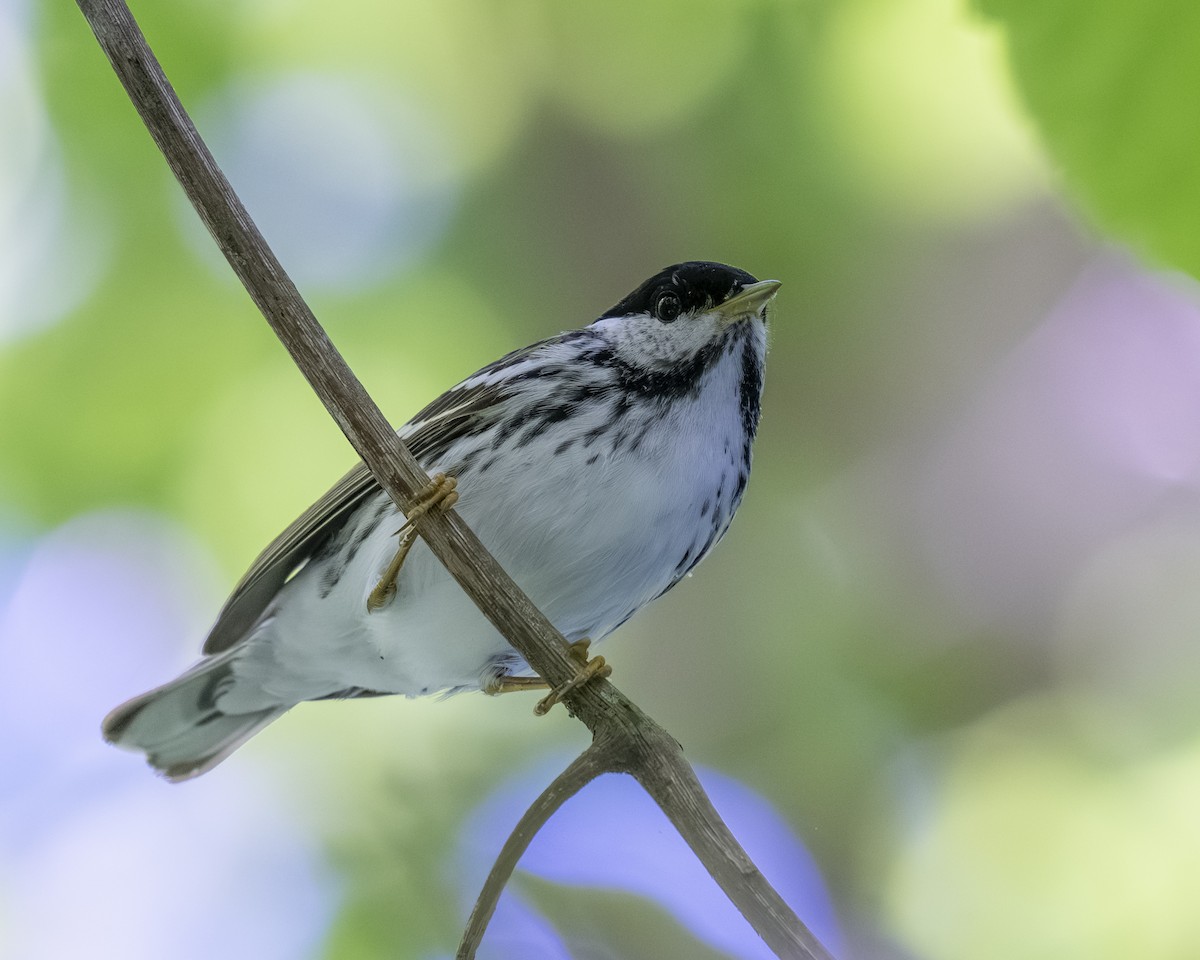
[{"xmin": 4, "ymin": 0, "xmax": 1200, "ymax": 957}]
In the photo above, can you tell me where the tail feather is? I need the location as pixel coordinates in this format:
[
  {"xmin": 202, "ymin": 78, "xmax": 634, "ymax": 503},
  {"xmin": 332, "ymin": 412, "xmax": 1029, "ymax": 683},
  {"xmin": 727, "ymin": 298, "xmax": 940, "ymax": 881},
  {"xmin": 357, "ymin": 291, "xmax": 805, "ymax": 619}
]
[{"xmin": 103, "ymin": 655, "xmax": 289, "ymax": 782}]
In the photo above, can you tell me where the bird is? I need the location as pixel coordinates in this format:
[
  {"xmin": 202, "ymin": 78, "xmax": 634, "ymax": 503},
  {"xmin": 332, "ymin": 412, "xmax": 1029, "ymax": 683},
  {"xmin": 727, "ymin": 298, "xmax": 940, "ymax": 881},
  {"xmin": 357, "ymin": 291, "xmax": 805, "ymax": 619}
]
[{"xmin": 103, "ymin": 261, "xmax": 780, "ymax": 781}]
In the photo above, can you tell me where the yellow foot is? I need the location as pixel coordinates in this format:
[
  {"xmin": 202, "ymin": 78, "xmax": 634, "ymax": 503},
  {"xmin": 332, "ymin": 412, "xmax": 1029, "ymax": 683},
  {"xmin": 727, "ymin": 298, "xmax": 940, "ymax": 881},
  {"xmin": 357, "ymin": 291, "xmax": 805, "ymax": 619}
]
[
  {"xmin": 482, "ymin": 638, "xmax": 609, "ymax": 710},
  {"xmin": 366, "ymin": 473, "xmax": 459, "ymax": 612},
  {"xmin": 480, "ymin": 643, "xmax": 609, "ymax": 715},
  {"xmin": 541, "ymin": 639, "xmax": 614, "ymax": 715},
  {"xmin": 484, "ymin": 675, "xmax": 549, "ymax": 696},
  {"xmin": 483, "ymin": 640, "xmax": 610, "ymax": 713}
]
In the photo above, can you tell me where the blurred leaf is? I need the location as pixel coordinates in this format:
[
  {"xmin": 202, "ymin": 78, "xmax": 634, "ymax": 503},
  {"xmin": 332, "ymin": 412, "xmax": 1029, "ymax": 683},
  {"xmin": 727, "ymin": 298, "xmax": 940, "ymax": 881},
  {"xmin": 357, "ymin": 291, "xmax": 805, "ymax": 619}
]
[
  {"xmin": 3, "ymin": 1, "xmax": 276, "ymax": 522},
  {"xmin": 0, "ymin": 257, "xmax": 270, "ymax": 522},
  {"xmin": 818, "ymin": 0, "xmax": 1047, "ymax": 222},
  {"xmin": 240, "ymin": 0, "xmax": 544, "ymax": 174},
  {"xmin": 540, "ymin": 0, "xmax": 757, "ymax": 136},
  {"xmin": 883, "ymin": 698, "xmax": 1200, "ymax": 960},
  {"xmin": 173, "ymin": 271, "xmax": 514, "ymax": 574},
  {"xmin": 977, "ymin": 0, "xmax": 1200, "ymax": 276}
]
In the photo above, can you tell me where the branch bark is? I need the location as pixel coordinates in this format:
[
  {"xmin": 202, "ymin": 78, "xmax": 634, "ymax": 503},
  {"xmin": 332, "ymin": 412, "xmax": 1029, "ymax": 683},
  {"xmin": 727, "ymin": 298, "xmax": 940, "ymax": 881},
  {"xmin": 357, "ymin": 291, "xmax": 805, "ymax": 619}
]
[
  {"xmin": 75, "ymin": 3, "xmax": 835, "ymax": 958},
  {"xmin": 458, "ymin": 744, "xmax": 607, "ymax": 957}
]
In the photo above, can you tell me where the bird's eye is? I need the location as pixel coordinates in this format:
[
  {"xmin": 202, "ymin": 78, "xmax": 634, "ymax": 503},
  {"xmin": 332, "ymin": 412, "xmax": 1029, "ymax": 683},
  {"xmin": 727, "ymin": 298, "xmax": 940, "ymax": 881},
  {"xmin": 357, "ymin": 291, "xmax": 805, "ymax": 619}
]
[{"xmin": 654, "ymin": 293, "xmax": 682, "ymax": 323}]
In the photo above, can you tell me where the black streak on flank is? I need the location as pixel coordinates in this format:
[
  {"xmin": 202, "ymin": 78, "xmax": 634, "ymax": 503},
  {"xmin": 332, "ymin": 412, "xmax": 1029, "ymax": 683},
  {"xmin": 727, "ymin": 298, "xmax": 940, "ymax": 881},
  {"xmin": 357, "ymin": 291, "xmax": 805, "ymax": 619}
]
[
  {"xmin": 582, "ymin": 424, "xmax": 609, "ymax": 448},
  {"xmin": 489, "ymin": 415, "xmax": 522, "ymax": 451},
  {"xmin": 317, "ymin": 512, "xmax": 374, "ymax": 598},
  {"xmin": 626, "ymin": 420, "xmax": 654, "ymax": 455},
  {"xmin": 737, "ymin": 336, "xmax": 763, "ymax": 442},
  {"xmin": 737, "ymin": 337, "xmax": 763, "ymax": 484}
]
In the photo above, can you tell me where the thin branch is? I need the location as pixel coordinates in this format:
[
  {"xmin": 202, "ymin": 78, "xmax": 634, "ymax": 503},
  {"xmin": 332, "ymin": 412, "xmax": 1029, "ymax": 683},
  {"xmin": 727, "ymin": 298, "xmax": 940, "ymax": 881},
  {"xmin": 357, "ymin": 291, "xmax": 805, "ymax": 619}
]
[
  {"xmin": 457, "ymin": 744, "xmax": 609, "ymax": 959},
  {"xmin": 74, "ymin": 3, "xmax": 836, "ymax": 958},
  {"xmin": 460, "ymin": 707, "xmax": 836, "ymax": 960},
  {"xmin": 635, "ymin": 757, "xmax": 835, "ymax": 960}
]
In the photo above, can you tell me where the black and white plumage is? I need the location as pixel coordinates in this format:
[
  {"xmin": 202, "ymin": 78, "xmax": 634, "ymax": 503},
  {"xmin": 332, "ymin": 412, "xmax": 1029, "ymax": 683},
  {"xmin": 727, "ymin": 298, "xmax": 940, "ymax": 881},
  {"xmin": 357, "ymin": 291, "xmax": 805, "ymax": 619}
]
[{"xmin": 103, "ymin": 261, "xmax": 780, "ymax": 780}]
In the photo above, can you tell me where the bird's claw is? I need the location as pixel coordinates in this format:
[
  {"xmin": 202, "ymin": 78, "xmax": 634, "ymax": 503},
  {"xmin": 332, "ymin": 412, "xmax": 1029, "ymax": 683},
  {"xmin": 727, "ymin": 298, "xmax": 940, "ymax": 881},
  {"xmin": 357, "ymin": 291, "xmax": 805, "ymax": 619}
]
[
  {"xmin": 366, "ymin": 473, "xmax": 459, "ymax": 613},
  {"xmin": 534, "ymin": 639, "xmax": 612, "ymax": 716},
  {"xmin": 482, "ymin": 639, "xmax": 611, "ymax": 714}
]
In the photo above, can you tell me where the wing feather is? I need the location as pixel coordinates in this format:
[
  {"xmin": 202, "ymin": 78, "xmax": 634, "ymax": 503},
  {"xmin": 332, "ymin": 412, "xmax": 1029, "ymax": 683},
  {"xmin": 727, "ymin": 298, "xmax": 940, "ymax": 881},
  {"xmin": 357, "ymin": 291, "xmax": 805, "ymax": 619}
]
[
  {"xmin": 202, "ymin": 462, "xmax": 377, "ymax": 653},
  {"xmin": 199, "ymin": 371, "xmax": 518, "ymax": 654}
]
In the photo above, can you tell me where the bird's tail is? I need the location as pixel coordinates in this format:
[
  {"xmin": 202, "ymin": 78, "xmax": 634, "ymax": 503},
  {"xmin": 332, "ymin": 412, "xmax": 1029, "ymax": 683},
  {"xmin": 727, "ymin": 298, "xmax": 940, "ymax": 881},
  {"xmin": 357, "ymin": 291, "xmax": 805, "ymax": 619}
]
[{"xmin": 102, "ymin": 654, "xmax": 288, "ymax": 782}]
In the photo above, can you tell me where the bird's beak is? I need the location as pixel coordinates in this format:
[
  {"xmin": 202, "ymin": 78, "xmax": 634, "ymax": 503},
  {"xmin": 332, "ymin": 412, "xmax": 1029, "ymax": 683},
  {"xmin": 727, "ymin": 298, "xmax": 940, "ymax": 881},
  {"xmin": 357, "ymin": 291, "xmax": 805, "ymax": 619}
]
[{"xmin": 715, "ymin": 279, "xmax": 782, "ymax": 327}]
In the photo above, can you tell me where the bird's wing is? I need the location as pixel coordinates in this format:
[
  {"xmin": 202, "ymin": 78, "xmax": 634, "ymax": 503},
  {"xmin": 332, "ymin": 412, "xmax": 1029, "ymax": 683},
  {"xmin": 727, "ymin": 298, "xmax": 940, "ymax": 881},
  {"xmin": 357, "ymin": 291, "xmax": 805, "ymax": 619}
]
[
  {"xmin": 199, "ymin": 371, "xmax": 521, "ymax": 655},
  {"xmin": 202, "ymin": 461, "xmax": 378, "ymax": 653}
]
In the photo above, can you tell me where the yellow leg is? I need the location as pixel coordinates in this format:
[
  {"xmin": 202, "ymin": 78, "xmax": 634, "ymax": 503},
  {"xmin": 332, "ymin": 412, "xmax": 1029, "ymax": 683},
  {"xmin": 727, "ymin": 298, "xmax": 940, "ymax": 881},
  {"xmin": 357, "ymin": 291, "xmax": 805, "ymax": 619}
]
[
  {"xmin": 366, "ymin": 473, "xmax": 459, "ymax": 612},
  {"xmin": 484, "ymin": 640, "xmax": 612, "ymax": 715},
  {"xmin": 365, "ymin": 527, "xmax": 419, "ymax": 612},
  {"xmin": 484, "ymin": 675, "xmax": 550, "ymax": 695}
]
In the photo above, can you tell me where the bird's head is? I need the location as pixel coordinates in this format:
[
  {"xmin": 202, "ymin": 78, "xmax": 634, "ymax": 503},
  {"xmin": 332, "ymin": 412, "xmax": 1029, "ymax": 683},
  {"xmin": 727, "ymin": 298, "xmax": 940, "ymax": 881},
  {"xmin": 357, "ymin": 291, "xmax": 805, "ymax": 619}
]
[{"xmin": 592, "ymin": 261, "xmax": 780, "ymax": 370}]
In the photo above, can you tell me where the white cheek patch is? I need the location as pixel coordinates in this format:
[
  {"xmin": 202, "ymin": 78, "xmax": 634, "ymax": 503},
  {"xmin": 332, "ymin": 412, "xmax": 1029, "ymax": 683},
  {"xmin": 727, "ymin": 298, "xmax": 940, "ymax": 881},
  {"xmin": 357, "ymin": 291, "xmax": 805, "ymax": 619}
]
[{"xmin": 611, "ymin": 313, "xmax": 719, "ymax": 368}]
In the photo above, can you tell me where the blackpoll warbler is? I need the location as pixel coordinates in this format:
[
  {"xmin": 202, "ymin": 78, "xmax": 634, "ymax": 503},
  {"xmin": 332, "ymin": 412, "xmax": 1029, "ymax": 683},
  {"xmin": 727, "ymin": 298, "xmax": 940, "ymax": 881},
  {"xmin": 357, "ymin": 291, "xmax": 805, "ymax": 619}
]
[{"xmin": 104, "ymin": 261, "xmax": 780, "ymax": 780}]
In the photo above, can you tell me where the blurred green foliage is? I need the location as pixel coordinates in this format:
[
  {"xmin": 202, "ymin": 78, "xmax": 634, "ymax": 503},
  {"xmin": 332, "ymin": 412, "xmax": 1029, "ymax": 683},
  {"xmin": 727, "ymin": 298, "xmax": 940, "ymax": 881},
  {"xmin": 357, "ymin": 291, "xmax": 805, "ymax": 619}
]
[{"xmin": 978, "ymin": 0, "xmax": 1200, "ymax": 276}]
